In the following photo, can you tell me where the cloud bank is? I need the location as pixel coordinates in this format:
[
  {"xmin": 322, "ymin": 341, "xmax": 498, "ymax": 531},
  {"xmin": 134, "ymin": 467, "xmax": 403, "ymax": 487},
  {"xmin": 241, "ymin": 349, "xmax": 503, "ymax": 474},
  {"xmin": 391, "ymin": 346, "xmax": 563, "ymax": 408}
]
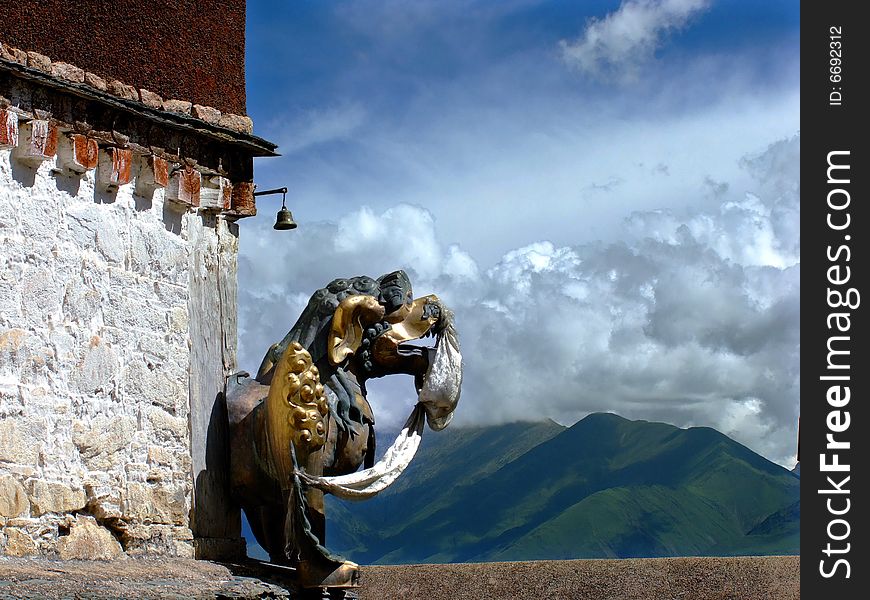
[
  {"xmin": 239, "ymin": 135, "xmax": 800, "ymax": 466},
  {"xmin": 560, "ymin": 0, "xmax": 712, "ymax": 82}
]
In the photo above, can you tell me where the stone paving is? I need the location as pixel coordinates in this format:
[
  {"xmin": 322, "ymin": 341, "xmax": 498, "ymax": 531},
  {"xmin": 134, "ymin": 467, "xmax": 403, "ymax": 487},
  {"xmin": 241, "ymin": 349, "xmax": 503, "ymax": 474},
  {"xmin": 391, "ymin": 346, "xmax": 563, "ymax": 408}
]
[
  {"xmin": 0, "ymin": 556, "xmax": 799, "ymax": 599},
  {"xmin": 0, "ymin": 558, "xmax": 293, "ymax": 599},
  {"xmin": 363, "ymin": 555, "xmax": 800, "ymax": 600}
]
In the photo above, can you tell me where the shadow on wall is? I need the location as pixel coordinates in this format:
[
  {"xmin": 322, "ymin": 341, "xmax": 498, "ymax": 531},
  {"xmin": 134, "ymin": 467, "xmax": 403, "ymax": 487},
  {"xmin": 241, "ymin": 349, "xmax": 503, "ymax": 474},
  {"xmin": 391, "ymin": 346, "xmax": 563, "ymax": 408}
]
[
  {"xmin": 10, "ymin": 156, "xmax": 38, "ymax": 187},
  {"xmin": 53, "ymin": 170, "xmax": 82, "ymax": 197},
  {"xmin": 193, "ymin": 391, "xmax": 243, "ymax": 559},
  {"xmin": 163, "ymin": 202, "xmax": 184, "ymax": 235},
  {"xmin": 135, "ymin": 193, "xmax": 153, "ymax": 212},
  {"xmin": 94, "ymin": 186, "xmax": 117, "ymax": 205}
]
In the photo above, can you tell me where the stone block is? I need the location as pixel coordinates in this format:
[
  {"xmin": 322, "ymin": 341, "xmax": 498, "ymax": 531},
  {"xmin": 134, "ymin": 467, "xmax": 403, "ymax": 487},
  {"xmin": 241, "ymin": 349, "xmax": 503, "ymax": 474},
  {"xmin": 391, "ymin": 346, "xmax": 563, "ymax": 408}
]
[
  {"xmin": 107, "ymin": 80, "xmax": 138, "ymax": 101},
  {"xmin": 21, "ymin": 387, "xmax": 72, "ymax": 419},
  {"xmin": 57, "ymin": 134, "xmax": 99, "ymax": 173},
  {"xmin": 127, "ymin": 221, "xmax": 188, "ymax": 282},
  {"xmin": 0, "ymin": 379, "xmax": 20, "ymax": 409},
  {"xmin": 19, "ymin": 266, "xmax": 64, "ymax": 323},
  {"xmin": 46, "ymin": 335, "xmax": 77, "ymax": 388},
  {"xmin": 0, "ymin": 108, "xmax": 18, "ymax": 149},
  {"xmin": 83, "ymin": 482, "xmax": 123, "ymax": 522},
  {"xmin": 123, "ymin": 482, "xmax": 188, "ymax": 525},
  {"xmin": 123, "ymin": 358, "xmax": 186, "ymax": 416},
  {"xmin": 25, "ymin": 51, "xmax": 51, "ymax": 73},
  {"xmin": 12, "ymin": 119, "xmax": 59, "ymax": 164},
  {"xmin": 200, "ymin": 176, "xmax": 232, "ymax": 211},
  {"xmin": 71, "ymin": 336, "xmax": 119, "ymax": 395},
  {"xmin": 66, "ymin": 204, "xmax": 126, "ymax": 264},
  {"xmin": 57, "ymin": 515, "xmax": 125, "ymax": 560},
  {"xmin": 153, "ymin": 280, "xmax": 187, "ymax": 309},
  {"xmin": 0, "ymin": 43, "xmax": 28, "ymax": 65},
  {"xmin": 146, "ymin": 446, "xmax": 174, "ymax": 466},
  {"xmin": 166, "ymin": 166, "xmax": 201, "ymax": 207},
  {"xmin": 102, "ymin": 273, "xmax": 176, "ymax": 331},
  {"xmin": 138, "ymin": 88, "xmax": 163, "ymax": 109},
  {"xmin": 175, "ymin": 540, "xmax": 196, "ymax": 558},
  {"xmin": 0, "ymin": 267, "xmax": 22, "ymax": 320},
  {"xmin": 84, "ymin": 72, "xmax": 107, "ymax": 91},
  {"xmin": 121, "ymin": 524, "xmax": 177, "ymax": 556},
  {"xmin": 136, "ymin": 333, "xmax": 173, "ymax": 364},
  {"xmin": 1, "ymin": 465, "xmax": 36, "ymax": 479},
  {"xmin": 163, "ymin": 99, "xmax": 192, "ymax": 115},
  {"xmin": 27, "ymin": 480, "xmax": 87, "ymax": 516},
  {"xmin": 145, "ymin": 406, "xmax": 188, "ymax": 442},
  {"xmin": 3, "ymin": 528, "xmax": 37, "ymax": 557},
  {"xmin": 0, "ymin": 327, "xmax": 28, "ymax": 367},
  {"xmin": 72, "ymin": 414, "xmax": 136, "ymax": 471},
  {"xmin": 97, "ymin": 147, "xmax": 133, "ymax": 189},
  {"xmin": 134, "ymin": 155, "xmax": 169, "ymax": 197},
  {"xmin": 0, "ymin": 475, "xmax": 29, "ymax": 517},
  {"xmin": 191, "ymin": 104, "xmax": 221, "ymax": 125},
  {"xmin": 62, "ymin": 280, "xmax": 102, "ymax": 325},
  {"xmin": 0, "ymin": 414, "xmax": 47, "ymax": 465},
  {"xmin": 168, "ymin": 306, "xmax": 188, "ymax": 333},
  {"xmin": 50, "ymin": 61, "xmax": 86, "ymax": 84},
  {"xmin": 217, "ymin": 113, "xmax": 254, "ymax": 134}
]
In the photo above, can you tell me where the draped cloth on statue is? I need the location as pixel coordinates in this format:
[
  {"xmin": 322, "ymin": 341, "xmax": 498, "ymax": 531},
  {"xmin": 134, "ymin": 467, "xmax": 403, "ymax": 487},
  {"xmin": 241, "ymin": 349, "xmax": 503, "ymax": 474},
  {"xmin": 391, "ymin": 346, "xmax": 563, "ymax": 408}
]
[{"xmin": 297, "ymin": 319, "xmax": 462, "ymax": 500}]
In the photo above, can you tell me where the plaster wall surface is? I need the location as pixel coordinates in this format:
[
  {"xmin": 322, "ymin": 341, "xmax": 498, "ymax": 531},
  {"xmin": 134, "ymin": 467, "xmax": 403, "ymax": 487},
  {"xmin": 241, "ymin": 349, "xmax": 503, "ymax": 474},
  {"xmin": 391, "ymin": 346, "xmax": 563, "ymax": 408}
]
[{"xmin": 0, "ymin": 145, "xmax": 237, "ymax": 558}]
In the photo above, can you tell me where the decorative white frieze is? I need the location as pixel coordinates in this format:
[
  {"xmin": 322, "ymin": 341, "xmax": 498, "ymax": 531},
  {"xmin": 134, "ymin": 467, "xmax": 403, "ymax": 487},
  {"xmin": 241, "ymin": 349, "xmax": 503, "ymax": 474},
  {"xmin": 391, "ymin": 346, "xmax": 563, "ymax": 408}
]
[
  {"xmin": 56, "ymin": 134, "xmax": 99, "ymax": 174},
  {"xmin": 97, "ymin": 147, "xmax": 133, "ymax": 190},
  {"xmin": 199, "ymin": 176, "xmax": 232, "ymax": 211},
  {"xmin": 0, "ymin": 108, "xmax": 19, "ymax": 149},
  {"xmin": 13, "ymin": 119, "xmax": 59, "ymax": 165},
  {"xmin": 166, "ymin": 165, "xmax": 201, "ymax": 207},
  {"xmin": 135, "ymin": 155, "xmax": 170, "ymax": 197}
]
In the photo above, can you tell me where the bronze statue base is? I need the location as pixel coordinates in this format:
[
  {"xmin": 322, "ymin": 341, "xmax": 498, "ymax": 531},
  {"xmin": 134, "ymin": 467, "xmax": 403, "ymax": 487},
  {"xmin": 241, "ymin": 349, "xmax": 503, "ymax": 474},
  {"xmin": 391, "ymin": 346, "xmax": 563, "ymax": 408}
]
[
  {"xmin": 297, "ymin": 588, "xmax": 359, "ymax": 600},
  {"xmin": 297, "ymin": 559, "xmax": 360, "ymax": 589}
]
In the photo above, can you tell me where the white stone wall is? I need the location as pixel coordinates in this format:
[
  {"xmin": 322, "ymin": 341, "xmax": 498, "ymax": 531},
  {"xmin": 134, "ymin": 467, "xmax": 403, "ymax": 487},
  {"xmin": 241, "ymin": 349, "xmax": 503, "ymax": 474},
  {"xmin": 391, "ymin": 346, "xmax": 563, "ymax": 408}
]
[{"xmin": 0, "ymin": 146, "xmax": 235, "ymax": 558}]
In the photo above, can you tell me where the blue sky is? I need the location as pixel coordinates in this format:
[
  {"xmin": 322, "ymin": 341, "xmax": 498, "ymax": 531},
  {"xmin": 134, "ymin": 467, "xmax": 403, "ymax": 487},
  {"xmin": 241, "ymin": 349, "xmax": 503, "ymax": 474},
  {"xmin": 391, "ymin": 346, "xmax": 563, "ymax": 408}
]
[{"xmin": 238, "ymin": 0, "xmax": 800, "ymax": 466}]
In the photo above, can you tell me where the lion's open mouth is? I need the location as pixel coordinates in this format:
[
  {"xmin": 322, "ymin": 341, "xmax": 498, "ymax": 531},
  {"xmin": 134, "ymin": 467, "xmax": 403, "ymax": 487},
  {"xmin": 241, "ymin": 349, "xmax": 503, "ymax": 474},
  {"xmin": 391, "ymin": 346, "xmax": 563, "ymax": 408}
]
[
  {"xmin": 396, "ymin": 340, "xmax": 433, "ymax": 357},
  {"xmin": 357, "ymin": 294, "xmax": 444, "ymax": 378},
  {"xmin": 300, "ymin": 306, "xmax": 462, "ymax": 500}
]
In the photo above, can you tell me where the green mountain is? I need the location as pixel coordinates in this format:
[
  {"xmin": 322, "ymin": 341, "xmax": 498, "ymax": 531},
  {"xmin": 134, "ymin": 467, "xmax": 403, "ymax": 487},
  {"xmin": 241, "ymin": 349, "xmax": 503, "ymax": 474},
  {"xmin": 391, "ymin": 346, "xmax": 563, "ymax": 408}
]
[
  {"xmin": 321, "ymin": 413, "xmax": 799, "ymax": 564},
  {"xmin": 741, "ymin": 500, "xmax": 800, "ymax": 555},
  {"xmin": 324, "ymin": 418, "xmax": 566, "ymax": 555}
]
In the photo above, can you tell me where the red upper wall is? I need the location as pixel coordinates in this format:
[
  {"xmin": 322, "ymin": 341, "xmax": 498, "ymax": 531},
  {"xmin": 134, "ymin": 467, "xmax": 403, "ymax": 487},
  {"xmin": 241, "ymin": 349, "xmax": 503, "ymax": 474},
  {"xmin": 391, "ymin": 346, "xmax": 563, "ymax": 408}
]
[{"xmin": 0, "ymin": 0, "xmax": 247, "ymax": 115}]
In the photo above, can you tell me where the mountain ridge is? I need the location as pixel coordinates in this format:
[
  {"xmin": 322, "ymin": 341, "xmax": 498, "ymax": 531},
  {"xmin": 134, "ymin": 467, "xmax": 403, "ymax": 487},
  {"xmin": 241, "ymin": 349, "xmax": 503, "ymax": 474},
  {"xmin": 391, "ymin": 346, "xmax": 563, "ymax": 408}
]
[{"xmin": 244, "ymin": 413, "xmax": 799, "ymax": 563}]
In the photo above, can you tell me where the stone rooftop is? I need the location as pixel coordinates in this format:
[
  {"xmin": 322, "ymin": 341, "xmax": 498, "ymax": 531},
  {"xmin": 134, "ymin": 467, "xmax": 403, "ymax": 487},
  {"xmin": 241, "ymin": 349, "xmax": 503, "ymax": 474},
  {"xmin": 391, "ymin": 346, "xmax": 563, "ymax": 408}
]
[{"xmin": 0, "ymin": 0, "xmax": 248, "ymax": 115}]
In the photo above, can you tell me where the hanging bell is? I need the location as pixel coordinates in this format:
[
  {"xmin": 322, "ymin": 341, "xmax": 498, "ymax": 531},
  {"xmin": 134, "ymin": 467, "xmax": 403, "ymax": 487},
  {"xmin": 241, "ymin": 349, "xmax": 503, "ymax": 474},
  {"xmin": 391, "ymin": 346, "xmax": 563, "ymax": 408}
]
[{"xmin": 274, "ymin": 206, "xmax": 297, "ymax": 230}]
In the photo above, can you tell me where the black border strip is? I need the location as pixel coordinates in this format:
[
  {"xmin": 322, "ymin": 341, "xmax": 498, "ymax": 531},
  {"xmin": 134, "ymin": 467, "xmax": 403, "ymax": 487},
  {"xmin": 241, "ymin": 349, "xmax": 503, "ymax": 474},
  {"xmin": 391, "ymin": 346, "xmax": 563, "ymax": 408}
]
[{"xmin": 801, "ymin": 1, "xmax": 867, "ymax": 596}]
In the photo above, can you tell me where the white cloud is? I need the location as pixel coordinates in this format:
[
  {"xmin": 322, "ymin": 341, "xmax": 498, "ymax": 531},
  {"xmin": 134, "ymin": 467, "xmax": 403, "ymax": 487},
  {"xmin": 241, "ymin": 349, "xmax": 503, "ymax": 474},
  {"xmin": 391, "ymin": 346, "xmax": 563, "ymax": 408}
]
[
  {"xmin": 560, "ymin": 0, "xmax": 711, "ymax": 82},
  {"xmin": 238, "ymin": 135, "xmax": 800, "ymax": 466},
  {"xmin": 267, "ymin": 103, "xmax": 367, "ymax": 155},
  {"xmin": 258, "ymin": 90, "xmax": 800, "ymax": 273},
  {"xmin": 251, "ymin": 0, "xmax": 798, "ymax": 273}
]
